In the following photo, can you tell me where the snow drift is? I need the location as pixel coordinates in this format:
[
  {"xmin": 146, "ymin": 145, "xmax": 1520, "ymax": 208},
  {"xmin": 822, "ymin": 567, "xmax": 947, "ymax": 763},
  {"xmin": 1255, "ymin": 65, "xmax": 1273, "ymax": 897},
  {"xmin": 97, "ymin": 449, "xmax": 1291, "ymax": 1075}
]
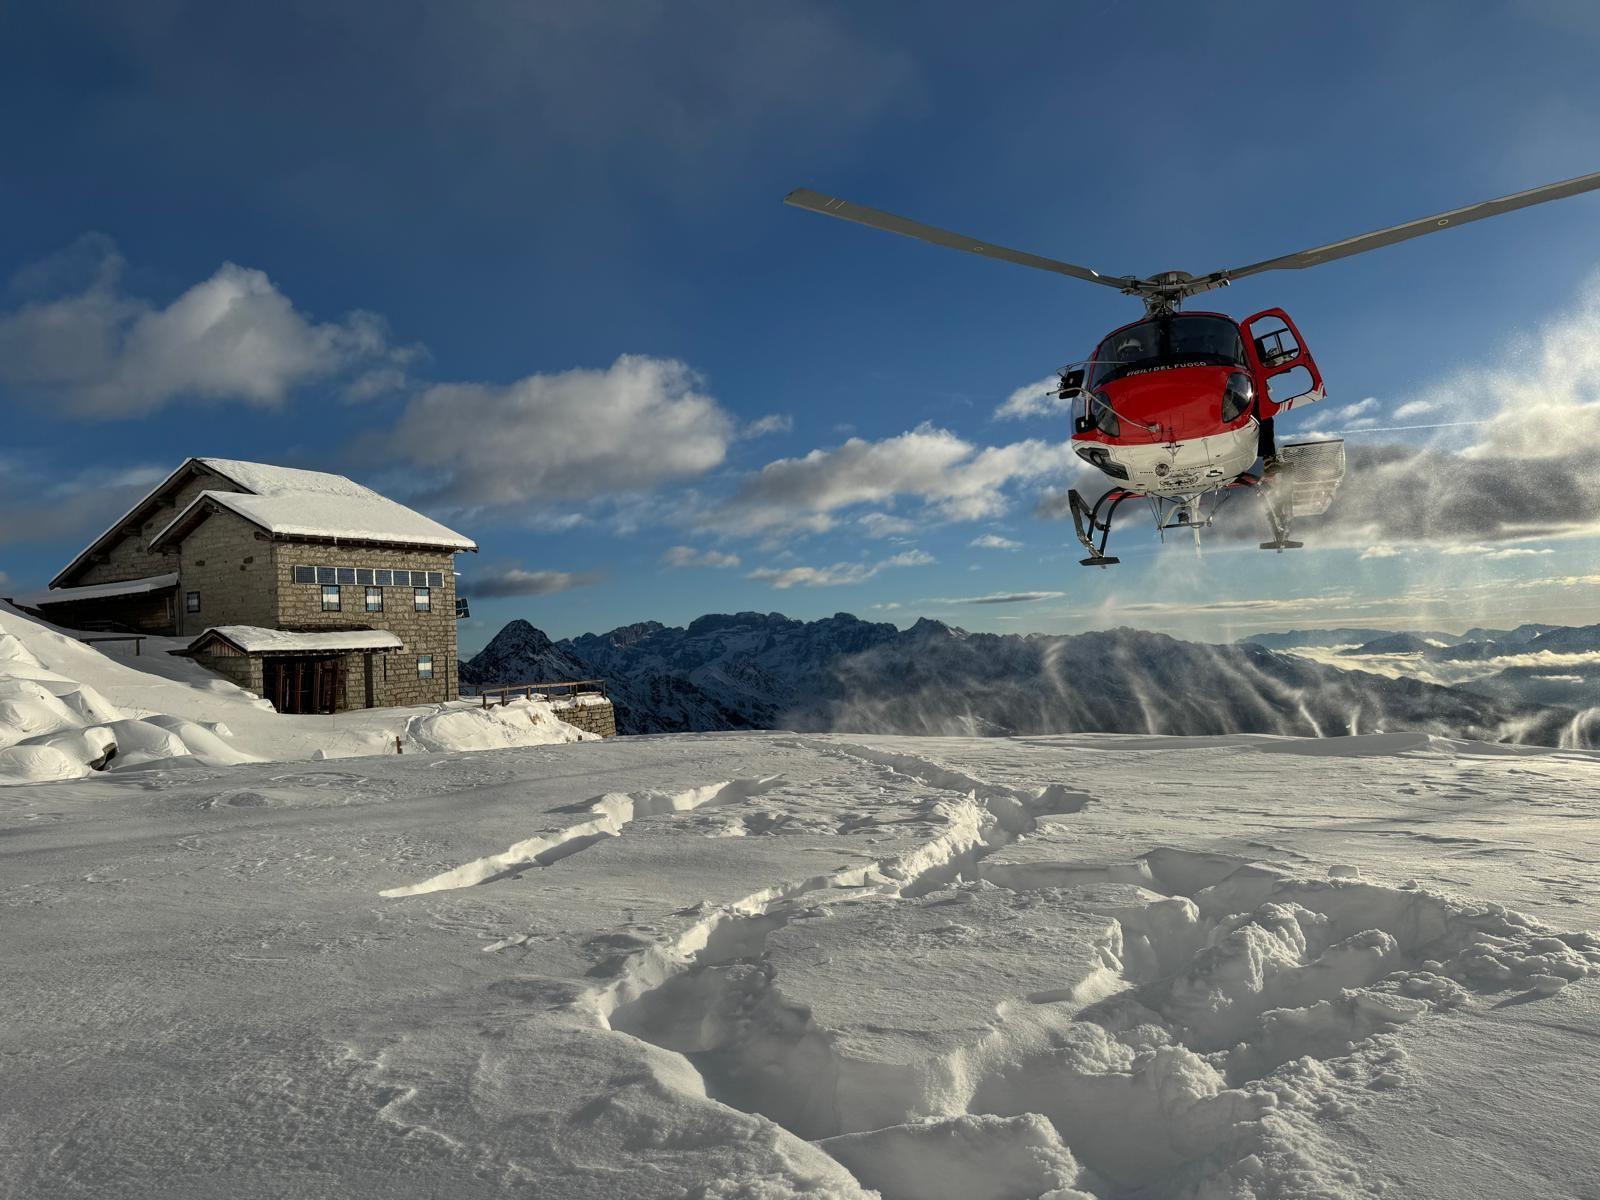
[{"xmin": 0, "ymin": 605, "xmax": 591, "ymax": 783}]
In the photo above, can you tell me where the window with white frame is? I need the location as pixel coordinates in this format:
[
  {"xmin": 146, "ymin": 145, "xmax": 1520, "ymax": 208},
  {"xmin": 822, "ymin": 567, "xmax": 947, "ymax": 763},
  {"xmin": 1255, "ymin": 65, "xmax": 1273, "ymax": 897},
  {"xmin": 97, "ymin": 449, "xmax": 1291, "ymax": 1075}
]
[
  {"xmin": 321, "ymin": 584, "xmax": 341, "ymax": 611},
  {"xmin": 417, "ymin": 654, "xmax": 434, "ymax": 680},
  {"xmin": 365, "ymin": 586, "xmax": 383, "ymax": 612}
]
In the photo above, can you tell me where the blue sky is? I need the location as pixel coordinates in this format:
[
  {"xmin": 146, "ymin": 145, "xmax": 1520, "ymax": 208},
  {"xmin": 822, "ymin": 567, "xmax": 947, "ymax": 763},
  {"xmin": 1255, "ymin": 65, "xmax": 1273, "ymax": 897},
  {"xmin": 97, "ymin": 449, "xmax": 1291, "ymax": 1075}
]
[{"xmin": 3, "ymin": 1, "xmax": 1600, "ymax": 653}]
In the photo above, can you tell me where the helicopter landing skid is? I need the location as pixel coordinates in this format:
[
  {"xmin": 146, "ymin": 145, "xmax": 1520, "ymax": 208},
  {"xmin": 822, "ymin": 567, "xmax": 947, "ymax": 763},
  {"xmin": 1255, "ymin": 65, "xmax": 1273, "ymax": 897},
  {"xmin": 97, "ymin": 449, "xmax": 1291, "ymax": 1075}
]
[
  {"xmin": 1068, "ymin": 472, "xmax": 1313, "ymax": 565},
  {"xmin": 1245, "ymin": 469, "xmax": 1302, "ymax": 552},
  {"xmin": 1068, "ymin": 487, "xmax": 1139, "ymax": 566}
]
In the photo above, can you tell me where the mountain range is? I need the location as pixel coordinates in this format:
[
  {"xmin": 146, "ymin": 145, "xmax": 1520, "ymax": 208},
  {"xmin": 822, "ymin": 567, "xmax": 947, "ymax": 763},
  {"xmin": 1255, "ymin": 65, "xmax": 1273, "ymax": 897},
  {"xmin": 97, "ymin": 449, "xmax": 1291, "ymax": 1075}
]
[{"xmin": 461, "ymin": 612, "xmax": 1598, "ymax": 747}]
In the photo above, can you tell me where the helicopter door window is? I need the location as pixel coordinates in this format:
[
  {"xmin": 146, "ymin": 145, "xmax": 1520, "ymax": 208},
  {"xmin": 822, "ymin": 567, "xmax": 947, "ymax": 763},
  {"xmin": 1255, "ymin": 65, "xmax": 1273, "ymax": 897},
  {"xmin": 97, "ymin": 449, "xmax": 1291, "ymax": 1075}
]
[
  {"xmin": 1253, "ymin": 325, "xmax": 1300, "ymax": 368},
  {"xmin": 1266, "ymin": 366, "xmax": 1316, "ymax": 406},
  {"xmin": 1242, "ymin": 307, "xmax": 1325, "ymax": 409}
]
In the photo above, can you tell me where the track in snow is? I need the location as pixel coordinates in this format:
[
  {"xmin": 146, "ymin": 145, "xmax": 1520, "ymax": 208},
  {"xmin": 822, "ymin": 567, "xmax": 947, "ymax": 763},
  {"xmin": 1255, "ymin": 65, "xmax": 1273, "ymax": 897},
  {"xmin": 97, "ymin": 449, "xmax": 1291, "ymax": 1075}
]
[
  {"xmin": 596, "ymin": 743, "xmax": 1600, "ymax": 1198},
  {"xmin": 377, "ymin": 739, "xmax": 1600, "ymax": 1199},
  {"xmin": 379, "ymin": 775, "xmax": 784, "ymax": 897}
]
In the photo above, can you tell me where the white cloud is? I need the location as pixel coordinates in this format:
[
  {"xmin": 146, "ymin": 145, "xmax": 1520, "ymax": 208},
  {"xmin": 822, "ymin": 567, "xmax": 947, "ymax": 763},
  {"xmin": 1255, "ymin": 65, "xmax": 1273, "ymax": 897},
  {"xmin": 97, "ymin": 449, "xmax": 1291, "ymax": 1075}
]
[
  {"xmin": 722, "ymin": 424, "xmax": 1076, "ymax": 535},
  {"xmin": 747, "ymin": 548, "xmax": 934, "ymax": 589},
  {"xmin": 858, "ymin": 512, "xmax": 916, "ymax": 538},
  {"xmin": 882, "ymin": 549, "xmax": 935, "ymax": 568},
  {"xmin": 661, "ymin": 545, "xmax": 741, "ymax": 569},
  {"xmin": 742, "ymin": 413, "xmax": 793, "ymax": 438},
  {"xmin": 1393, "ymin": 400, "xmax": 1437, "ymax": 420},
  {"xmin": 0, "ymin": 457, "xmax": 169, "ymax": 547},
  {"xmin": 1482, "ymin": 547, "xmax": 1554, "ymax": 560},
  {"xmin": 939, "ymin": 590, "xmax": 1064, "ymax": 604},
  {"xmin": 994, "ymin": 375, "xmax": 1065, "ymax": 420},
  {"xmin": 523, "ymin": 512, "xmax": 589, "ymax": 533},
  {"xmin": 1339, "ymin": 397, "xmax": 1380, "ymax": 419},
  {"xmin": 1112, "ymin": 593, "xmax": 1357, "ymax": 617},
  {"xmin": 469, "ymin": 567, "xmax": 605, "ymax": 597},
  {"xmin": 970, "ymin": 533, "xmax": 1022, "ymax": 550},
  {"xmin": 1439, "ymin": 543, "xmax": 1552, "ymax": 559},
  {"xmin": 379, "ymin": 355, "xmax": 735, "ymax": 507},
  {"xmin": 0, "ymin": 238, "xmax": 411, "ymax": 416},
  {"xmin": 748, "ymin": 563, "xmax": 873, "ymax": 588}
]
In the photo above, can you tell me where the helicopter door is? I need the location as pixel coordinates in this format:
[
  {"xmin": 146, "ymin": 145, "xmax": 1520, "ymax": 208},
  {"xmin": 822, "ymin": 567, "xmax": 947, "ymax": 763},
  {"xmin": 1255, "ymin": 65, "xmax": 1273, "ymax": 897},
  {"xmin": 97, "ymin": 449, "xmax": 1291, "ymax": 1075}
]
[{"xmin": 1241, "ymin": 308, "xmax": 1325, "ymax": 413}]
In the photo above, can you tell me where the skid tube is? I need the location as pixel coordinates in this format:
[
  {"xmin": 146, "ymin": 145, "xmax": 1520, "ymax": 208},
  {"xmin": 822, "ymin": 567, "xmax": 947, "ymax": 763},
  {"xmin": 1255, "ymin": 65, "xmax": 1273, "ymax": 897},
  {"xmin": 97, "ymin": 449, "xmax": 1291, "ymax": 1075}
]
[
  {"xmin": 1231, "ymin": 472, "xmax": 1303, "ymax": 552},
  {"xmin": 1067, "ymin": 487, "xmax": 1139, "ymax": 566},
  {"xmin": 1068, "ymin": 473, "xmax": 1301, "ymax": 566}
]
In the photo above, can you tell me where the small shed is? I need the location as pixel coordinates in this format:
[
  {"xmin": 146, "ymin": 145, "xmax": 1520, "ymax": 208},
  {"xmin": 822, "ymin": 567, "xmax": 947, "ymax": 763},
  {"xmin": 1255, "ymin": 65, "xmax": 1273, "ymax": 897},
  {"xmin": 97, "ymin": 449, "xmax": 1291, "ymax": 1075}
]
[{"xmin": 186, "ymin": 625, "xmax": 403, "ymax": 714}]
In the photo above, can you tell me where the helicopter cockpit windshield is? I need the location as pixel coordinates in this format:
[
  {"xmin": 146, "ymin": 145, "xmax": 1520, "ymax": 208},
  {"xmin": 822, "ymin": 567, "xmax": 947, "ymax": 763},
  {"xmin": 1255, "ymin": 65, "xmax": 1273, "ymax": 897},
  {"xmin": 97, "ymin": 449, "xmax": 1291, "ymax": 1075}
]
[{"xmin": 1090, "ymin": 315, "xmax": 1245, "ymax": 387}]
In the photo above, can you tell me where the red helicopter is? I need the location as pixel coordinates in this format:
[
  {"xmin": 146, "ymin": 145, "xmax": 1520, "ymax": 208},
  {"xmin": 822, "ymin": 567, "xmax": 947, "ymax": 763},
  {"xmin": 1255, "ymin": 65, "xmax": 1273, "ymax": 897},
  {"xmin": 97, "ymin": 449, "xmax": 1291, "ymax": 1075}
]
[{"xmin": 786, "ymin": 170, "xmax": 1600, "ymax": 565}]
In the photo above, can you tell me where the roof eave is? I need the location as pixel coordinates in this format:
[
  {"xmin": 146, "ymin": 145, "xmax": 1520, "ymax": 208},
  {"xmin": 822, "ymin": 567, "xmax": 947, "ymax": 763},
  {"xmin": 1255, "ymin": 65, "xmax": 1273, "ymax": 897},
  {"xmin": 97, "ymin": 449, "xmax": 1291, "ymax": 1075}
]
[{"xmin": 49, "ymin": 458, "xmax": 213, "ymax": 588}]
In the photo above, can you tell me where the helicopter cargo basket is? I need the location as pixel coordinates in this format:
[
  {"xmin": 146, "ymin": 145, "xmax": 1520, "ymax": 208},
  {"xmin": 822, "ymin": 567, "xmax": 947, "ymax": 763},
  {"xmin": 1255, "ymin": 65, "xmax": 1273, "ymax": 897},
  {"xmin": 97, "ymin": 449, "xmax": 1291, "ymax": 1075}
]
[{"xmin": 1277, "ymin": 438, "xmax": 1345, "ymax": 517}]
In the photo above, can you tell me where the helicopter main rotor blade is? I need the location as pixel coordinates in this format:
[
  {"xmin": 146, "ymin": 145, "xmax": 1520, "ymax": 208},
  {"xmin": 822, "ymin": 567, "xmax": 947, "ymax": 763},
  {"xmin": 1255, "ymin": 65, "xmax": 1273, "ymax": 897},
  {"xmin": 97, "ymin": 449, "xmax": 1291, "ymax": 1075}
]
[
  {"xmin": 784, "ymin": 188, "xmax": 1139, "ymax": 292},
  {"xmin": 1207, "ymin": 168, "xmax": 1600, "ymax": 291}
]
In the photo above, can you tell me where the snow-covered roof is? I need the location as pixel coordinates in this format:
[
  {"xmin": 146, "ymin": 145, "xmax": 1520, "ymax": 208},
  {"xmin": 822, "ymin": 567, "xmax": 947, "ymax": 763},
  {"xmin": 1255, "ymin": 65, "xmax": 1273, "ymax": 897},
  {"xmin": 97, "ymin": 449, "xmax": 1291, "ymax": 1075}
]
[
  {"xmin": 188, "ymin": 626, "xmax": 404, "ymax": 655},
  {"xmin": 152, "ymin": 489, "xmax": 477, "ymax": 552},
  {"xmin": 10, "ymin": 573, "xmax": 179, "ymax": 607},
  {"xmin": 54, "ymin": 457, "xmax": 476, "ymax": 586}
]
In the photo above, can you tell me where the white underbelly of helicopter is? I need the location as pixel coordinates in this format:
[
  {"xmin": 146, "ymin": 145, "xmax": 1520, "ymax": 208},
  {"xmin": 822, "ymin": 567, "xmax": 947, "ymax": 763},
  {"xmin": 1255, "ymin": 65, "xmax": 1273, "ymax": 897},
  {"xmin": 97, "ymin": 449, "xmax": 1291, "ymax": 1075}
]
[{"xmin": 1096, "ymin": 422, "xmax": 1259, "ymax": 497}]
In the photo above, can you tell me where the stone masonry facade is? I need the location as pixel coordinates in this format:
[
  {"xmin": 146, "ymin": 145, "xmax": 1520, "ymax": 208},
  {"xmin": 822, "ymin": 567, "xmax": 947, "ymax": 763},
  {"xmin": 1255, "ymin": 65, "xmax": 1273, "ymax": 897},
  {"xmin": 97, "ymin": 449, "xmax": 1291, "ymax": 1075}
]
[
  {"xmin": 172, "ymin": 529, "xmax": 460, "ymax": 709},
  {"xmin": 269, "ymin": 541, "xmax": 459, "ymax": 706},
  {"xmin": 176, "ymin": 513, "xmax": 278, "ymax": 635},
  {"xmin": 192, "ymin": 647, "xmax": 264, "ymax": 695}
]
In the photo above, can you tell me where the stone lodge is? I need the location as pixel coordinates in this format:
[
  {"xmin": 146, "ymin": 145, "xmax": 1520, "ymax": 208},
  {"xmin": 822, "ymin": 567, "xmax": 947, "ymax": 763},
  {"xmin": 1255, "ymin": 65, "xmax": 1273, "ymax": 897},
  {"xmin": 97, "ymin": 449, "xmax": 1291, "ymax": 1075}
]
[{"xmin": 12, "ymin": 458, "xmax": 477, "ymax": 713}]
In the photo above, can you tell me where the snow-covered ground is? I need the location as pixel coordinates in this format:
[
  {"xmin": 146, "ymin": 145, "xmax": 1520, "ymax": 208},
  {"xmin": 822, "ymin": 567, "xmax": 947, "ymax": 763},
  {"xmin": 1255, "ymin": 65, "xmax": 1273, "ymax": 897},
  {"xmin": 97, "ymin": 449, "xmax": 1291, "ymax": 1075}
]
[
  {"xmin": 0, "ymin": 605, "xmax": 591, "ymax": 784},
  {"xmin": 5, "ymin": 665, "xmax": 1600, "ymax": 1199}
]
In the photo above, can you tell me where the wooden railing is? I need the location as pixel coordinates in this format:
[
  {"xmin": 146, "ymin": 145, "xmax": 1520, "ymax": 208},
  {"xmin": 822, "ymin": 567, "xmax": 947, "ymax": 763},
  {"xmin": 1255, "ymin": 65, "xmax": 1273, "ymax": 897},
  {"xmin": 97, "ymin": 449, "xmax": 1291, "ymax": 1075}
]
[
  {"xmin": 77, "ymin": 634, "xmax": 146, "ymax": 656},
  {"xmin": 463, "ymin": 679, "xmax": 609, "ymax": 708}
]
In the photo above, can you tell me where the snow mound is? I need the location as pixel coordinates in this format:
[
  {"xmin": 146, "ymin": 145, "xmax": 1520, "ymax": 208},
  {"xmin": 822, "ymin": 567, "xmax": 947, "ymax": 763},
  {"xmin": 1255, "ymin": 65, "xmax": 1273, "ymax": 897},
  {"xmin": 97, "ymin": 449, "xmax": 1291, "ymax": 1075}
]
[
  {"xmin": 405, "ymin": 696, "xmax": 596, "ymax": 754},
  {"xmin": 0, "ymin": 629, "xmax": 267, "ymax": 784},
  {"xmin": 0, "ymin": 606, "xmax": 603, "ymax": 777},
  {"xmin": 819, "ymin": 1113, "xmax": 1094, "ymax": 1200}
]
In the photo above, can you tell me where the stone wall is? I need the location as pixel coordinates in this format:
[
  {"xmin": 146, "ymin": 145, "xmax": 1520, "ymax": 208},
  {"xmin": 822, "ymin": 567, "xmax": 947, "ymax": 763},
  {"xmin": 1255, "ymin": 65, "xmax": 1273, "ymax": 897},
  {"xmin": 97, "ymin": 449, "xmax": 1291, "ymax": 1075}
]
[
  {"xmin": 192, "ymin": 650, "xmax": 262, "ymax": 695},
  {"xmin": 270, "ymin": 541, "xmax": 461, "ymax": 707},
  {"xmin": 73, "ymin": 472, "xmax": 245, "ymax": 587},
  {"xmin": 174, "ymin": 512, "xmax": 278, "ymax": 637},
  {"xmin": 552, "ymin": 699, "xmax": 618, "ymax": 738}
]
